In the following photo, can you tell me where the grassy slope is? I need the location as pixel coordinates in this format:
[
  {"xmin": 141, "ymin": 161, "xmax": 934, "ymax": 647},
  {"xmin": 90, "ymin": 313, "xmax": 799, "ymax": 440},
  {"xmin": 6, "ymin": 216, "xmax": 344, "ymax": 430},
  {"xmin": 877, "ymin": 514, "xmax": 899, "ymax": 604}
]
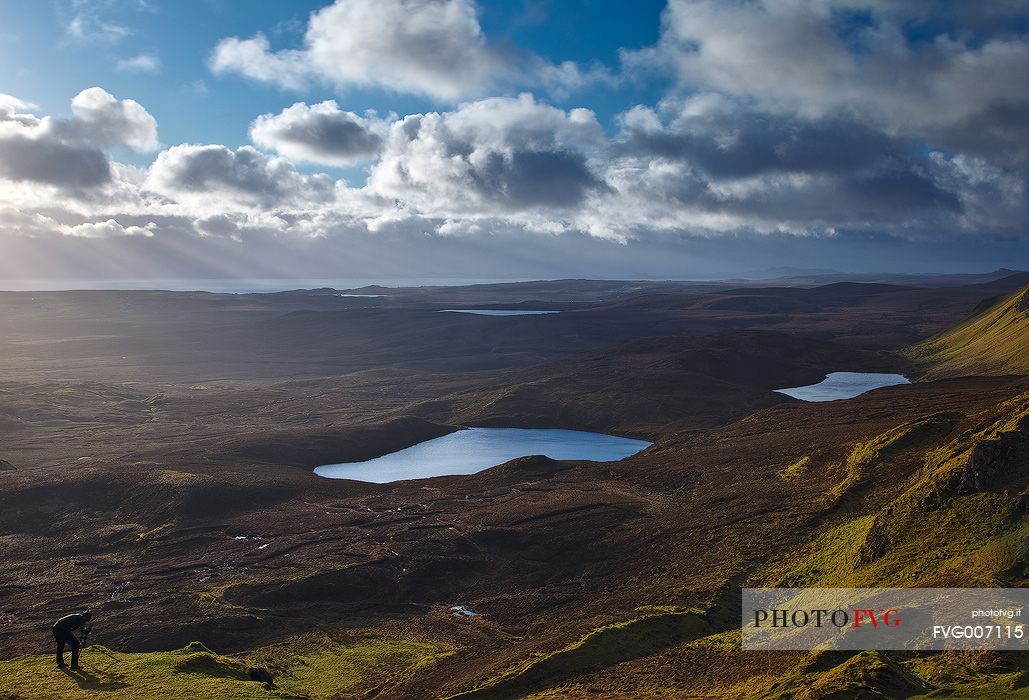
[
  {"xmin": 445, "ymin": 394, "xmax": 1029, "ymax": 699},
  {"xmin": 0, "ymin": 636, "xmax": 453, "ymax": 700},
  {"xmin": 908, "ymin": 285, "xmax": 1029, "ymax": 379},
  {"xmin": 4, "ymin": 397, "xmax": 1025, "ymax": 699}
]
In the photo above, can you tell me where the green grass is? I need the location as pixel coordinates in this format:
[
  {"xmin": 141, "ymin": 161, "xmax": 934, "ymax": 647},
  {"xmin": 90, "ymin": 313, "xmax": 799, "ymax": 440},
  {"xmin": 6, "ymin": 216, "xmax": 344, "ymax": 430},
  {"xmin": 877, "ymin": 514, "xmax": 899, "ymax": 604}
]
[
  {"xmin": 136, "ymin": 523, "xmax": 173, "ymax": 541},
  {"xmin": 830, "ymin": 413, "xmax": 958, "ymax": 499},
  {"xmin": 763, "ymin": 396, "xmax": 1027, "ymax": 589},
  {"xmin": 0, "ymin": 635, "xmax": 454, "ymax": 700},
  {"xmin": 908, "ymin": 284, "xmax": 1029, "ymax": 378},
  {"xmin": 0, "ymin": 642, "xmax": 295, "ymax": 700},
  {"xmin": 447, "ymin": 609, "xmax": 709, "ymax": 700},
  {"xmin": 741, "ymin": 650, "xmax": 1029, "ymax": 700},
  {"xmin": 764, "ymin": 515, "xmax": 876, "ymax": 587},
  {"xmin": 467, "ymin": 398, "xmax": 1027, "ymax": 700},
  {"xmin": 778, "ymin": 455, "xmax": 810, "ymax": 481},
  {"xmin": 196, "ymin": 590, "xmax": 245, "ymax": 613},
  {"xmin": 248, "ymin": 634, "xmax": 454, "ymax": 700}
]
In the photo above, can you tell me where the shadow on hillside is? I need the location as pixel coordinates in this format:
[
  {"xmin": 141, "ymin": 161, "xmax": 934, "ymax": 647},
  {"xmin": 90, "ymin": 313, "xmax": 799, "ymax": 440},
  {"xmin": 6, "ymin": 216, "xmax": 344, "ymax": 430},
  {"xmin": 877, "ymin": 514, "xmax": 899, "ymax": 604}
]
[{"xmin": 65, "ymin": 665, "xmax": 129, "ymax": 690}]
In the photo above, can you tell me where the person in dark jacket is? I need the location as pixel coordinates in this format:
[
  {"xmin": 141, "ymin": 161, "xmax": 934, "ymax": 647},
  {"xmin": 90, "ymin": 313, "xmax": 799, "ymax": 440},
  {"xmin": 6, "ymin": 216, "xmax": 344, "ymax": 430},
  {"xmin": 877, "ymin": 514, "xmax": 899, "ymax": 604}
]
[{"xmin": 53, "ymin": 611, "xmax": 91, "ymax": 669}]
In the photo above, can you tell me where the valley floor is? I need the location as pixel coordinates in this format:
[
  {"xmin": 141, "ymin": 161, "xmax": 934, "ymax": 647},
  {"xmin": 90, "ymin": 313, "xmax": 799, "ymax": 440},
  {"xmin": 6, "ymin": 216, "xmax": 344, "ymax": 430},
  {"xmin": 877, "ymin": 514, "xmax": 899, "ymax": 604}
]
[{"xmin": 0, "ymin": 276, "xmax": 1026, "ymax": 698}]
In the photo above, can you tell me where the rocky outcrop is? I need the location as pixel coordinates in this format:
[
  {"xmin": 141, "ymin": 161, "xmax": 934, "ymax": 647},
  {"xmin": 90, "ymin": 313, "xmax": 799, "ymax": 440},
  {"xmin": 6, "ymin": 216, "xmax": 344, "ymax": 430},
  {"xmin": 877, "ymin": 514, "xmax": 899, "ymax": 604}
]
[
  {"xmin": 856, "ymin": 515, "xmax": 890, "ymax": 566},
  {"xmin": 959, "ymin": 417, "xmax": 1028, "ymax": 492},
  {"xmin": 1017, "ymin": 287, "xmax": 1029, "ymax": 315}
]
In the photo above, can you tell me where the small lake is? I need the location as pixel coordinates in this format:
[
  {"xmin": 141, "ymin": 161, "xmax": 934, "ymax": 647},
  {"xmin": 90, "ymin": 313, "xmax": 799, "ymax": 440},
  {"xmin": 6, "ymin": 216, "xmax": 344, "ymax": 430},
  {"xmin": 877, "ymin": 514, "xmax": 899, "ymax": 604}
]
[
  {"xmin": 774, "ymin": 372, "xmax": 910, "ymax": 402},
  {"xmin": 315, "ymin": 427, "xmax": 651, "ymax": 483},
  {"xmin": 438, "ymin": 309, "xmax": 560, "ymax": 316}
]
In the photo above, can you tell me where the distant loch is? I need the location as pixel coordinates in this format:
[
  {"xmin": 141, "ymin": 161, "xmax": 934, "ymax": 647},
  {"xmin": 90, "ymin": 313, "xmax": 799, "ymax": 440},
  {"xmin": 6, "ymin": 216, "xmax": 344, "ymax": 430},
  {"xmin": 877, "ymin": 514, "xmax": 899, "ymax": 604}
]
[
  {"xmin": 315, "ymin": 427, "xmax": 651, "ymax": 483},
  {"xmin": 438, "ymin": 309, "xmax": 560, "ymax": 316},
  {"xmin": 775, "ymin": 372, "xmax": 910, "ymax": 402}
]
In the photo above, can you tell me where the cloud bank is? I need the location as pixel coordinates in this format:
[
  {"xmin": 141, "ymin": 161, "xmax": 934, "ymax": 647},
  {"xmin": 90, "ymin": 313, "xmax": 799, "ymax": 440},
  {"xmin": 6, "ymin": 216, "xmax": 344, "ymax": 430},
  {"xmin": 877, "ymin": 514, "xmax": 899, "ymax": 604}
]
[{"xmin": 1, "ymin": 0, "xmax": 1027, "ymax": 279}]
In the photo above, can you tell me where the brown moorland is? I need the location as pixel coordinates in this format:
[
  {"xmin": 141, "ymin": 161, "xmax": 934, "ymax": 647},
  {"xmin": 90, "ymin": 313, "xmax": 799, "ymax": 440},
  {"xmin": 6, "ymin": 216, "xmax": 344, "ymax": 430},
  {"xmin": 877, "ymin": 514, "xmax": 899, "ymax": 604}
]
[{"xmin": 0, "ymin": 274, "xmax": 1025, "ymax": 699}]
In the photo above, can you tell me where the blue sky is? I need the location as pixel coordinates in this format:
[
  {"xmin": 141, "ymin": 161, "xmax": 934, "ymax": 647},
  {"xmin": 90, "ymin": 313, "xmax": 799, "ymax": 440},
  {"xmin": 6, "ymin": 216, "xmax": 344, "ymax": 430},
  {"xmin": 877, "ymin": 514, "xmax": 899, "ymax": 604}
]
[
  {"xmin": 0, "ymin": 1, "xmax": 1027, "ymax": 282},
  {"xmin": 0, "ymin": 1, "xmax": 666, "ymax": 160}
]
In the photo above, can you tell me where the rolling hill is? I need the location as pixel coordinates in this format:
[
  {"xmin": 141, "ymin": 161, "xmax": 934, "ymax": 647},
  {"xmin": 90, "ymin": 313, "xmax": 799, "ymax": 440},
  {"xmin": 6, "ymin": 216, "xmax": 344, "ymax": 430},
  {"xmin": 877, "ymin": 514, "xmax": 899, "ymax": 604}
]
[{"xmin": 908, "ymin": 284, "xmax": 1029, "ymax": 379}]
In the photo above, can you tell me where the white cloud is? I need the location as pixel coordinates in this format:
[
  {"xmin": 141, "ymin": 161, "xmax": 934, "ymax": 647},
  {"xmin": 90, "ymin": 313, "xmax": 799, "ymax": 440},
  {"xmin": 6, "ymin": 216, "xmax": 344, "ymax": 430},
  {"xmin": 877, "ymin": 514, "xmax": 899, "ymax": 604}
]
[
  {"xmin": 250, "ymin": 101, "xmax": 386, "ymax": 166},
  {"xmin": 4, "ymin": 34, "xmax": 1029, "ymax": 282},
  {"xmin": 0, "ymin": 208, "xmax": 62, "ymax": 237},
  {"xmin": 211, "ymin": 0, "xmax": 499, "ymax": 100},
  {"xmin": 146, "ymin": 144, "xmax": 335, "ymax": 207},
  {"xmin": 634, "ymin": 0, "xmax": 1029, "ymax": 136},
  {"xmin": 116, "ymin": 52, "xmax": 162, "ymax": 74},
  {"xmin": 369, "ymin": 94, "xmax": 607, "ymax": 213},
  {"xmin": 55, "ymin": 87, "xmax": 159, "ymax": 152},
  {"xmin": 60, "ymin": 219, "xmax": 156, "ymax": 238},
  {"xmin": 0, "ymin": 88, "xmax": 157, "ymax": 192},
  {"xmin": 66, "ymin": 14, "xmax": 131, "ymax": 42},
  {"xmin": 209, "ymin": 34, "xmax": 310, "ymax": 91},
  {"xmin": 210, "ymin": 0, "xmax": 604, "ymax": 101},
  {"xmin": 0, "ymin": 93, "xmax": 36, "ymax": 113}
]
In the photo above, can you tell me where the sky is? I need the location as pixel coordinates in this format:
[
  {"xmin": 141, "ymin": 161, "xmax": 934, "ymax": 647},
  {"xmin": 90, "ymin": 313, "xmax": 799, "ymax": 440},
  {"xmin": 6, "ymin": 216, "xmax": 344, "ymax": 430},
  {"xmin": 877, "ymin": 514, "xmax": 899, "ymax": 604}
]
[{"xmin": 0, "ymin": 0, "xmax": 1027, "ymax": 283}]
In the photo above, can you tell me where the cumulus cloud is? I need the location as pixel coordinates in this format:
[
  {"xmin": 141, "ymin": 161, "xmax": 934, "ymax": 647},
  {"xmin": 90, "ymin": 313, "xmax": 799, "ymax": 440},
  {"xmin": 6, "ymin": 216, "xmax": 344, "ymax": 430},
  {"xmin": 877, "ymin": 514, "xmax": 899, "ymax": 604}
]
[
  {"xmin": 53, "ymin": 87, "xmax": 159, "ymax": 151},
  {"xmin": 60, "ymin": 219, "xmax": 156, "ymax": 238},
  {"xmin": 146, "ymin": 144, "xmax": 335, "ymax": 207},
  {"xmin": 0, "ymin": 88, "xmax": 156, "ymax": 192},
  {"xmin": 633, "ymin": 0, "xmax": 1029, "ymax": 156},
  {"xmin": 210, "ymin": 0, "xmax": 607, "ymax": 101},
  {"xmin": 4, "ymin": 2, "xmax": 1029, "ymax": 282},
  {"xmin": 616, "ymin": 97, "xmax": 900, "ymax": 178},
  {"xmin": 0, "ymin": 208, "xmax": 64, "ymax": 237},
  {"xmin": 250, "ymin": 101, "xmax": 386, "ymax": 166},
  {"xmin": 211, "ymin": 0, "xmax": 498, "ymax": 100},
  {"xmin": 0, "ymin": 133, "xmax": 112, "ymax": 190},
  {"xmin": 369, "ymin": 94, "xmax": 607, "ymax": 213},
  {"xmin": 602, "ymin": 94, "xmax": 967, "ymax": 232},
  {"xmin": 208, "ymin": 34, "xmax": 311, "ymax": 91},
  {"xmin": 0, "ymin": 93, "xmax": 35, "ymax": 113}
]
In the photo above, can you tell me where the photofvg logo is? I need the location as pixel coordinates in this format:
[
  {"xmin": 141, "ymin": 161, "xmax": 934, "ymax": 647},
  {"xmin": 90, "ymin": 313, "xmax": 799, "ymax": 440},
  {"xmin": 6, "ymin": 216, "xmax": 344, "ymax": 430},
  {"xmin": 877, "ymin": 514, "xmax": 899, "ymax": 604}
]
[
  {"xmin": 754, "ymin": 607, "xmax": 901, "ymax": 630},
  {"xmin": 742, "ymin": 588, "xmax": 1027, "ymax": 650}
]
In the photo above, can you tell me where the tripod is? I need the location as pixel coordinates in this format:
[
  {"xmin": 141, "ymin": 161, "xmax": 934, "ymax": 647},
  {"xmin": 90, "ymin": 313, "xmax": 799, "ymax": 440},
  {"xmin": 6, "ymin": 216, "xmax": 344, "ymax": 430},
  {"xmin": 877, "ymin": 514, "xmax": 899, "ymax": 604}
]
[{"xmin": 80, "ymin": 633, "xmax": 122, "ymax": 663}]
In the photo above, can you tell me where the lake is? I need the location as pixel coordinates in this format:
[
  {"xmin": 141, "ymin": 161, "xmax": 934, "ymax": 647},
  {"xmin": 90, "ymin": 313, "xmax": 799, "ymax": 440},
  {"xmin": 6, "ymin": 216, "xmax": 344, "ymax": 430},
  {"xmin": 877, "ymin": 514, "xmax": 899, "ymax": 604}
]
[
  {"xmin": 774, "ymin": 372, "xmax": 910, "ymax": 402},
  {"xmin": 439, "ymin": 309, "xmax": 560, "ymax": 316},
  {"xmin": 315, "ymin": 427, "xmax": 651, "ymax": 483}
]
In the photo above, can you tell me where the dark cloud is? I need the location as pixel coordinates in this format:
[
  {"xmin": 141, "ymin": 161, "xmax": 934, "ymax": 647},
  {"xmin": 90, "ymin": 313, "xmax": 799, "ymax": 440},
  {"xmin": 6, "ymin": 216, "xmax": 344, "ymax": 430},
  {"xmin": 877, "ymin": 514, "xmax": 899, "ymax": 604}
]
[
  {"xmin": 369, "ymin": 95, "xmax": 607, "ymax": 213},
  {"xmin": 607, "ymin": 97, "xmax": 967, "ymax": 232},
  {"xmin": 0, "ymin": 87, "xmax": 155, "ymax": 193},
  {"xmin": 930, "ymin": 99, "xmax": 1029, "ymax": 169},
  {"xmin": 619, "ymin": 105, "xmax": 900, "ymax": 178},
  {"xmin": 0, "ymin": 133, "xmax": 112, "ymax": 190},
  {"xmin": 147, "ymin": 144, "xmax": 335, "ymax": 205},
  {"xmin": 471, "ymin": 148, "xmax": 604, "ymax": 208},
  {"xmin": 632, "ymin": 0, "xmax": 1029, "ymax": 161},
  {"xmin": 3, "ymin": 3, "xmax": 1028, "ymax": 281},
  {"xmin": 845, "ymin": 168, "xmax": 962, "ymax": 213},
  {"xmin": 250, "ymin": 101, "xmax": 385, "ymax": 166}
]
